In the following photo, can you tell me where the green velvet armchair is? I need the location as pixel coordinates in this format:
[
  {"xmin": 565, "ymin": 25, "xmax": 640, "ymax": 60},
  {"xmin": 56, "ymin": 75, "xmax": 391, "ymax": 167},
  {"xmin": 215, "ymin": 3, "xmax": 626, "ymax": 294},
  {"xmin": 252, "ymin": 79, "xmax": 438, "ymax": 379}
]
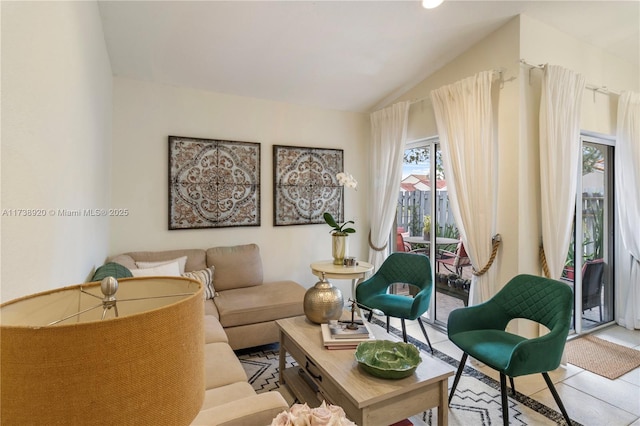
[
  {"xmin": 355, "ymin": 252, "xmax": 433, "ymax": 353},
  {"xmin": 447, "ymin": 274, "xmax": 573, "ymax": 426}
]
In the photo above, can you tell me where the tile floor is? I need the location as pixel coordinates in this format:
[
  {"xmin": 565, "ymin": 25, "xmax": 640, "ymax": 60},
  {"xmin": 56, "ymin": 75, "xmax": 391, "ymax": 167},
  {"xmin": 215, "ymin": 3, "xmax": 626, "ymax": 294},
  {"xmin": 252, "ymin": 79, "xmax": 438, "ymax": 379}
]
[{"xmin": 387, "ymin": 316, "xmax": 640, "ymax": 426}]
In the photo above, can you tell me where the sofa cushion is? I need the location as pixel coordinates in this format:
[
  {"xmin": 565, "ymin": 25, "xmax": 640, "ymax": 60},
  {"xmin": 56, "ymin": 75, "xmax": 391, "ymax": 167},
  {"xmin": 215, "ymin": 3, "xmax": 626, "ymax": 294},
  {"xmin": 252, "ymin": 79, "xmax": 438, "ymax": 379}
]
[
  {"xmin": 200, "ymin": 382, "xmax": 256, "ymax": 410},
  {"xmin": 214, "ymin": 280, "xmax": 305, "ymax": 328},
  {"xmin": 204, "ymin": 315, "xmax": 228, "ymax": 344},
  {"xmin": 224, "ymin": 321, "xmax": 281, "ymax": 351},
  {"xmin": 108, "ymin": 254, "xmax": 137, "ymax": 271},
  {"xmin": 204, "ymin": 299, "xmax": 220, "ymax": 319},
  {"xmin": 204, "ymin": 343, "xmax": 248, "ymax": 389},
  {"xmin": 114, "ymin": 249, "xmax": 207, "ymax": 272},
  {"xmin": 206, "ymin": 244, "xmax": 263, "ymax": 291},
  {"xmin": 192, "ymin": 392, "xmax": 288, "ymax": 426}
]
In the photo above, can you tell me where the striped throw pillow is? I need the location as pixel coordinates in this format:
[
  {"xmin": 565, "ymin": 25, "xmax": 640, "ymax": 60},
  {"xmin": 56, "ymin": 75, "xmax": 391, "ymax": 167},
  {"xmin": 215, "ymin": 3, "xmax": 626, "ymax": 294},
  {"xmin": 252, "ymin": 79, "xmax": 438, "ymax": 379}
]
[{"xmin": 182, "ymin": 266, "xmax": 216, "ymax": 299}]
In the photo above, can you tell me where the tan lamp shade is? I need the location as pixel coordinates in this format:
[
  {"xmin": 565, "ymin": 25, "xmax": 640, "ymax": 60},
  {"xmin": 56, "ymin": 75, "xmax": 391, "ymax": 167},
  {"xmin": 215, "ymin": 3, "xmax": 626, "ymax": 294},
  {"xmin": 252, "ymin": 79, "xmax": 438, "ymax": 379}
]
[{"xmin": 1, "ymin": 276, "xmax": 205, "ymax": 425}]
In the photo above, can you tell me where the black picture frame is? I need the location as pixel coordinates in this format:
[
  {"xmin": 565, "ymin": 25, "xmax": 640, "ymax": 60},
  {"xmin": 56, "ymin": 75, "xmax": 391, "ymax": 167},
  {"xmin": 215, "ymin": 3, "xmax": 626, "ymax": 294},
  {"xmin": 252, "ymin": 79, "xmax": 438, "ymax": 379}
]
[
  {"xmin": 168, "ymin": 135, "xmax": 260, "ymax": 230},
  {"xmin": 273, "ymin": 145, "xmax": 343, "ymax": 226}
]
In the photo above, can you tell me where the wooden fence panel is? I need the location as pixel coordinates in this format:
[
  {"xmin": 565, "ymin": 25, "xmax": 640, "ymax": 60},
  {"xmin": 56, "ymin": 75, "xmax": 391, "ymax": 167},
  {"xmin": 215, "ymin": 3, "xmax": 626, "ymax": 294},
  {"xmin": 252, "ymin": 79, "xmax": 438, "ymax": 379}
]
[{"xmin": 397, "ymin": 190, "xmax": 455, "ymax": 236}]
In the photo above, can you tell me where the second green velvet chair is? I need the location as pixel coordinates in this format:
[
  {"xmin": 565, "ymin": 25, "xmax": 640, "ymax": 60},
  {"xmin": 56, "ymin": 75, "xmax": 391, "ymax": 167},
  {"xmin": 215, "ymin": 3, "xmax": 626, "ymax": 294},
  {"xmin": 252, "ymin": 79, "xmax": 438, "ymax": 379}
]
[
  {"xmin": 355, "ymin": 252, "xmax": 434, "ymax": 353},
  {"xmin": 447, "ymin": 274, "xmax": 574, "ymax": 426}
]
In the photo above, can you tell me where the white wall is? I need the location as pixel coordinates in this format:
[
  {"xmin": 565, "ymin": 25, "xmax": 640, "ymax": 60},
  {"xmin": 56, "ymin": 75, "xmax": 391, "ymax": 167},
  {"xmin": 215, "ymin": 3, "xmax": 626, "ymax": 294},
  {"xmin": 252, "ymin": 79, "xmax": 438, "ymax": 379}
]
[
  {"xmin": 1, "ymin": 1, "xmax": 113, "ymax": 303},
  {"xmin": 520, "ymin": 14, "xmax": 639, "ymax": 137},
  {"xmin": 389, "ymin": 16, "xmax": 522, "ymax": 294},
  {"xmin": 110, "ymin": 77, "xmax": 369, "ymax": 294}
]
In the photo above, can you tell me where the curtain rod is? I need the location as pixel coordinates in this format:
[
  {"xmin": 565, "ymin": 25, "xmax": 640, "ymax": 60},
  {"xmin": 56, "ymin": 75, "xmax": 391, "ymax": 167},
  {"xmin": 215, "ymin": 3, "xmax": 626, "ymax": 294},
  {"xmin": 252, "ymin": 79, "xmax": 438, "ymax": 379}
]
[
  {"xmin": 409, "ymin": 67, "xmax": 506, "ymax": 105},
  {"xmin": 519, "ymin": 58, "xmax": 622, "ymax": 96}
]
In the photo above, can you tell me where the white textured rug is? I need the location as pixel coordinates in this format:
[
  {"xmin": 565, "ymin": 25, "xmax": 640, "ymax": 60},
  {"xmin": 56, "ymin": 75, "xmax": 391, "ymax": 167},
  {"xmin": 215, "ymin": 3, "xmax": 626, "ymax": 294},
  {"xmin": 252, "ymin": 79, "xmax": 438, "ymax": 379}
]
[{"xmin": 236, "ymin": 320, "xmax": 580, "ymax": 426}]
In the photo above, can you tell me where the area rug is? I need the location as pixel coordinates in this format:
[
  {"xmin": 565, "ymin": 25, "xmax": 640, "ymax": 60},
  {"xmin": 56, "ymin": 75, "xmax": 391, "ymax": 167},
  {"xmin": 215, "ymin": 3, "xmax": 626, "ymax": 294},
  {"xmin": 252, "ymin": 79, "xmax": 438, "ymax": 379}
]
[
  {"xmin": 565, "ymin": 334, "xmax": 640, "ymax": 380},
  {"xmin": 237, "ymin": 319, "xmax": 582, "ymax": 426}
]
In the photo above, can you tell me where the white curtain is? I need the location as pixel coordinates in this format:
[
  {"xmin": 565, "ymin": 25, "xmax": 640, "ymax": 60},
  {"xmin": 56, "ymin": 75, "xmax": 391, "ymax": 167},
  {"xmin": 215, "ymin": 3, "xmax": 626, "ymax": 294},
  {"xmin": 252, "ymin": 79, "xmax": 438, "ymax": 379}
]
[
  {"xmin": 539, "ymin": 65, "xmax": 585, "ymax": 279},
  {"xmin": 615, "ymin": 91, "xmax": 640, "ymax": 330},
  {"xmin": 368, "ymin": 101, "xmax": 410, "ymax": 270},
  {"xmin": 431, "ymin": 71, "xmax": 498, "ymax": 304}
]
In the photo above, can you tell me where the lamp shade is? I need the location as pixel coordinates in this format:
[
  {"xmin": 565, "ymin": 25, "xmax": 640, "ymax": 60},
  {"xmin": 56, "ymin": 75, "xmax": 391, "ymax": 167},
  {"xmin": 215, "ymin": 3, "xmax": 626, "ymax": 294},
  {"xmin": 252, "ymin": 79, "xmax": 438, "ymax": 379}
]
[{"xmin": 1, "ymin": 276, "xmax": 204, "ymax": 425}]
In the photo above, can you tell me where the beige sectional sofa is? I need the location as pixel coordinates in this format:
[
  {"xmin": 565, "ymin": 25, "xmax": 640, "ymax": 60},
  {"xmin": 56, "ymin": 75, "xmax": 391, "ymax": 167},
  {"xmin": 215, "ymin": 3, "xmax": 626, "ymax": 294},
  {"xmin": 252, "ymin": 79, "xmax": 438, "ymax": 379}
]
[
  {"xmin": 110, "ymin": 243, "xmax": 306, "ymax": 350},
  {"xmin": 192, "ymin": 315, "xmax": 290, "ymax": 425},
  {"xmin": 108, "ymin": 243, "xmax": 306, "ymax": 425}
]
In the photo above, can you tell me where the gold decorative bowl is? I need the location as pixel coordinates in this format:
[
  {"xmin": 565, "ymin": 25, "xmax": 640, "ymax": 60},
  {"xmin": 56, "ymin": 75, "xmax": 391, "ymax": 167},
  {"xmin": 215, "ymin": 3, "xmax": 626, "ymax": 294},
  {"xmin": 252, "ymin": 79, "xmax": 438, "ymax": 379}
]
[{"xmin": 354, "ymin": 340, "xmax": 422, "ymax": 379}]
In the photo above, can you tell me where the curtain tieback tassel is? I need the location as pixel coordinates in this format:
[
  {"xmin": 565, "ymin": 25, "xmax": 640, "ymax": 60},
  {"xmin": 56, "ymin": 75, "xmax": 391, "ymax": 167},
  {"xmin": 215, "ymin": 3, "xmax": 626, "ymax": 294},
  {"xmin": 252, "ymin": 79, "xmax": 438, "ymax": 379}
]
[
  {"xmin": 472, "ymin": 234, "xmax": 502, "ymax": 276},
  {"xmin": 368, "ymin": 230, "xmax": 388, "ymax": 252}
]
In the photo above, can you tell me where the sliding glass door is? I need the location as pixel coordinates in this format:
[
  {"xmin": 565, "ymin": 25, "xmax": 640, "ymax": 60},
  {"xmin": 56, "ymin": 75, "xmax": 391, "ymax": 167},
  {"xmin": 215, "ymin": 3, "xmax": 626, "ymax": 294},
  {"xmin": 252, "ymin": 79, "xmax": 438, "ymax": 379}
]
[
  {"xmin": 564, "ymin": 134, "xmax": 615, "ymax": 332},
  {"xmin": 395, "ymin": 138, "xmax": 464, "ymax": 329}
]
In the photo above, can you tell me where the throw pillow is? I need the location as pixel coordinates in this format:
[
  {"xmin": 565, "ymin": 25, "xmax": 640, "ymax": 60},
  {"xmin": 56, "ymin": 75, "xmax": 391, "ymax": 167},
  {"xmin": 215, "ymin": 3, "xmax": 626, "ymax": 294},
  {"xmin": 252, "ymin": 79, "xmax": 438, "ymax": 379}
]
[
  {"xmin": 182, "ymin": 266, "xmax": 216, "ymax": 299},
  {"xmin": 130, "ymin": 261, "xmax": 181, "ymax": 277},
  {"xmin": 92, "ymin": 262, "xmax": 133, "ymax": 281},
  {"xmin": 136, "ymin": 256, "xmax": 188, "ymax": 274}
]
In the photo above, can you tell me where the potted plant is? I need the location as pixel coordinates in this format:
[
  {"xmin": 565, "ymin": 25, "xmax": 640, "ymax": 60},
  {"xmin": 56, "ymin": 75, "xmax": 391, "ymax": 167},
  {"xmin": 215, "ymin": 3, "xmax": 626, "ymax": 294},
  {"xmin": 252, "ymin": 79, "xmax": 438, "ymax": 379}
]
[
  {"xmin": 324, "ymin": 213, "xmax": 355, "ymax": 265},
  {"xmin": 423, "ymin": 215, "xmax": 431, "ymax": 240},
  {"xmin": 563, "ymin": 240, "xmax": 575, "ymax": 280},
  {"xmin": 447, "ymin": 273, "xmax": 459, "ymax": 288},
  {"xmin": 323, "ymin": 172, "xmax": 357, "ymax": 265}
]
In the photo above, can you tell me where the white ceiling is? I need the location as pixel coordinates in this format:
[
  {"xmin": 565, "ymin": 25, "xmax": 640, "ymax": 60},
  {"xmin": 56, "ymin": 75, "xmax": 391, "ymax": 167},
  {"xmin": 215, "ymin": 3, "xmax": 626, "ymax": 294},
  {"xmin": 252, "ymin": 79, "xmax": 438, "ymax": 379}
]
[{"xmin": 98, "ymin": 1, "xmax": 639, "ymax": 113}]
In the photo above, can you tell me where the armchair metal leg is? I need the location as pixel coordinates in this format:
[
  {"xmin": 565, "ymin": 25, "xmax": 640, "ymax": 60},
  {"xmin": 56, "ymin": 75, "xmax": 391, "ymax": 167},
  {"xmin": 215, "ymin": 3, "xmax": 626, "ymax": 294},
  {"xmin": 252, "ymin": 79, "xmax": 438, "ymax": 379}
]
[
  {"xmin": 417, "ymin": 317, "xmax": 434, "ymax": 353},
  {"xmin": 367, "ymin": 310, "xmax": 373, "ymax": 322},
  {"xmin": 509, "ymin": 376, "xmax": 516, "ymax": 395},
  {"xmin": 542, "ymin": 372, "xmax": 572, "ymax": 425},
  {"xmin": 400, "ymin": 319, "xmax": 408, "ymax": 342},
  {"xmin": 386, "ymin": 316, "xmax": 390, "ymax": 333},
  {"xmin": 499, "ymin": 373, "xmax": 509, "ymax": 426},
  {"xmin": 448, "ymin": 353, "xmax": 467, "ymax": 405}
]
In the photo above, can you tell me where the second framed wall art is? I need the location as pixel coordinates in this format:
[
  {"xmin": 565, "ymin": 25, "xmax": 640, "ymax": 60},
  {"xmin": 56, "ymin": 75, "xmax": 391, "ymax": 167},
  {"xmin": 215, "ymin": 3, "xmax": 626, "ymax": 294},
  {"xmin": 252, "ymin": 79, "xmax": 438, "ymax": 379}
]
[{"xmin": 273, "ymin": 145, "xmax": 344, "ymax": 226}]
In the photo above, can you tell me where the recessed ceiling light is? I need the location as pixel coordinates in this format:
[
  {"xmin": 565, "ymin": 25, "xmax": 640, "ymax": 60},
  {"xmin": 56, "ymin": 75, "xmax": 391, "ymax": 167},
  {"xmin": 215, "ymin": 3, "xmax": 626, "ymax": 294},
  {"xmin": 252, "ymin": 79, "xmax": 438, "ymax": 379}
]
[{"xmin": 422, "ymin": 0, "xmax": 444, "ymax": 9}]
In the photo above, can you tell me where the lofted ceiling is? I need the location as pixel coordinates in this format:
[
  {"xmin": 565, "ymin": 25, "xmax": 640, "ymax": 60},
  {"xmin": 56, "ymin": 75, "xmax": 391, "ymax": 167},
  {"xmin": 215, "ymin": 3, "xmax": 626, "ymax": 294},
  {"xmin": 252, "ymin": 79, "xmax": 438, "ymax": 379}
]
[{"xmin": 98, "ymin": 1, "xmax": 639, "ymax": 113}]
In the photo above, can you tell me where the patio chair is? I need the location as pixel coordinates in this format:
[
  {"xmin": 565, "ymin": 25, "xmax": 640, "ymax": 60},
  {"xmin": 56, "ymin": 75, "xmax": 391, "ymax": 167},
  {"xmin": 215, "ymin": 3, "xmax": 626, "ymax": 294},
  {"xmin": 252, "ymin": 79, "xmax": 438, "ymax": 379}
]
[
  {"xmin": 436, "ymin": 240, "xmax": 471, "ymax": 275},
  {"xmin": 447, "ymin": 274, "xmax": 573, "ymax": 426},
  {"xmin": 582, "ymin": 258, "xmax": 605, "ymax": 321},
  {"xmin": 396, "ymin": 228, "xmax": 411, "ymax": 252},
  {"xmin": 356, "ymin": 252, "xmax": 434, "ymax": 353}
]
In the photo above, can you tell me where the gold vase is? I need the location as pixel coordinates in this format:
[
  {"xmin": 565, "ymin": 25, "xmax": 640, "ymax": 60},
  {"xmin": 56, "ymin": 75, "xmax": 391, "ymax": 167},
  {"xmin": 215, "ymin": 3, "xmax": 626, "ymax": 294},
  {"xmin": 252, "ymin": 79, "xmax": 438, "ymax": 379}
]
[
  {"xmin": 332, "ymin": 233, "xmax": 348, "ymax": 265},
  {"xmin": 303, "ymin": 273, "xmax": 344, "ymax": 324}
]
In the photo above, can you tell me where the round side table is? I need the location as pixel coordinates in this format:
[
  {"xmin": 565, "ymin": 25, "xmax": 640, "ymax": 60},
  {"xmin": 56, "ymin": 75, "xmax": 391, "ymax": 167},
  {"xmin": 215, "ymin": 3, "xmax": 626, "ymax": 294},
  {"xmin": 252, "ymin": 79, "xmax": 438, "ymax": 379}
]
[{"xmin": 310, "ymin": 260, "xmax": 374, "ymax": 301}]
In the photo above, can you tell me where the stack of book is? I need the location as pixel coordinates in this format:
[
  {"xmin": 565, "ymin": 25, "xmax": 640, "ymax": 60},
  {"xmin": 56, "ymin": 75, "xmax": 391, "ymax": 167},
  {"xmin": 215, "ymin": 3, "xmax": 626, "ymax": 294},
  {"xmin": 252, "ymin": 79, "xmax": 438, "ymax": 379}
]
[{"xmin": 321, "ymin": 320, "xmax": 374, "ymax": 350}]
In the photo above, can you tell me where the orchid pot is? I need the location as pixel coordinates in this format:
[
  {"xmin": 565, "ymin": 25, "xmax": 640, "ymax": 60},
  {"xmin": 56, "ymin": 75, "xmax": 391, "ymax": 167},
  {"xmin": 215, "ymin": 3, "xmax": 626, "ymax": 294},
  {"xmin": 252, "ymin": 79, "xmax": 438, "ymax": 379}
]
[{"xmin": 331, "ymin": 233, "xmax": 348, "ymax": 265}]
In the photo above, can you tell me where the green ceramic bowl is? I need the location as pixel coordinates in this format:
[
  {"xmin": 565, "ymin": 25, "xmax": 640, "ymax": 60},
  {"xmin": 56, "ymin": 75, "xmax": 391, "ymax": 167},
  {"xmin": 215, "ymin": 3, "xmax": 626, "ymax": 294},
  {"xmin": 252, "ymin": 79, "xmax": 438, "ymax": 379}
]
[{"xmin": 354, "ymin": 340, "xmax": 422, "ymax": 379}]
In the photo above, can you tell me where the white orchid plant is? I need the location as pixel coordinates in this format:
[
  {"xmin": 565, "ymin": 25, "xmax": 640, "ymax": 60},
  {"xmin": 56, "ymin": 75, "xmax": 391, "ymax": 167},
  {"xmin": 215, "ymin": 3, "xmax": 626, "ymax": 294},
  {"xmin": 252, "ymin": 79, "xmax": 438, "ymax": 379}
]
[
  {"xmin": 336, "ymin": 172, "xmax": 357, "ymax": 189},
  {"xmin": 323, "ymin": 172, "xmax": 358, "ymax": 236}
]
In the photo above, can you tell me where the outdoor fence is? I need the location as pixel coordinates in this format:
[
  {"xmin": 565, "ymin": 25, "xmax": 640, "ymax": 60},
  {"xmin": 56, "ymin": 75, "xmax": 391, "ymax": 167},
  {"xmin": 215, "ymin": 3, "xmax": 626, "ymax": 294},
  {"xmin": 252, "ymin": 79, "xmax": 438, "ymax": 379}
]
[
  {"xmin": 581, "ymin": 193, "xmax": 604, "ymax": 260},
  {"xmin": 397, "ymin": 190, "xmax": 456, "ymax": 237},
  {"xmin": 398, "ymin": 190, "xmax": 604, "ymax": 262}
]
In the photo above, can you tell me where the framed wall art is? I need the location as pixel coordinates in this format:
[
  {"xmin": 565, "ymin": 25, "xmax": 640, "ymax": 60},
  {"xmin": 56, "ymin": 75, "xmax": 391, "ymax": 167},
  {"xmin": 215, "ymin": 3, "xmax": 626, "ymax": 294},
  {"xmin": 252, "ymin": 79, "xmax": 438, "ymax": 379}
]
[
  {"xmin": 273, "ymin": 145, "xmax": 343, "ymax": 226},
  {"xmin": 168, "ymin": 136, "xmax": 260, "ymax": 230}
]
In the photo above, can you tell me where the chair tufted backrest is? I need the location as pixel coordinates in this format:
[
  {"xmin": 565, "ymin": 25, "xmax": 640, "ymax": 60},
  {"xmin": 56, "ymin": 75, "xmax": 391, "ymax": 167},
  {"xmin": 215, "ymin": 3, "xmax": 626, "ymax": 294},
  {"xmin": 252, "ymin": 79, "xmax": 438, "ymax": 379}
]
[
  {"xmin": 492, "ymin": 274, "xmax": 573, "ymax": 333},
  {"xmin": 378, "ymin": 252, "xmax": 432, "ymax": 291}
]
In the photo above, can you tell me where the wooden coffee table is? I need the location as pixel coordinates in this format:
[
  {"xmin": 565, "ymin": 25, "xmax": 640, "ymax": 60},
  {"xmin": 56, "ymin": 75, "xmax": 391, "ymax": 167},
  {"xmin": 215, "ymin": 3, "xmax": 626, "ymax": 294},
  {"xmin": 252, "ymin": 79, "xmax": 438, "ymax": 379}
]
[{"xmin": 276, "ymin": 316, "xmax": 455, "ymax": 425}]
